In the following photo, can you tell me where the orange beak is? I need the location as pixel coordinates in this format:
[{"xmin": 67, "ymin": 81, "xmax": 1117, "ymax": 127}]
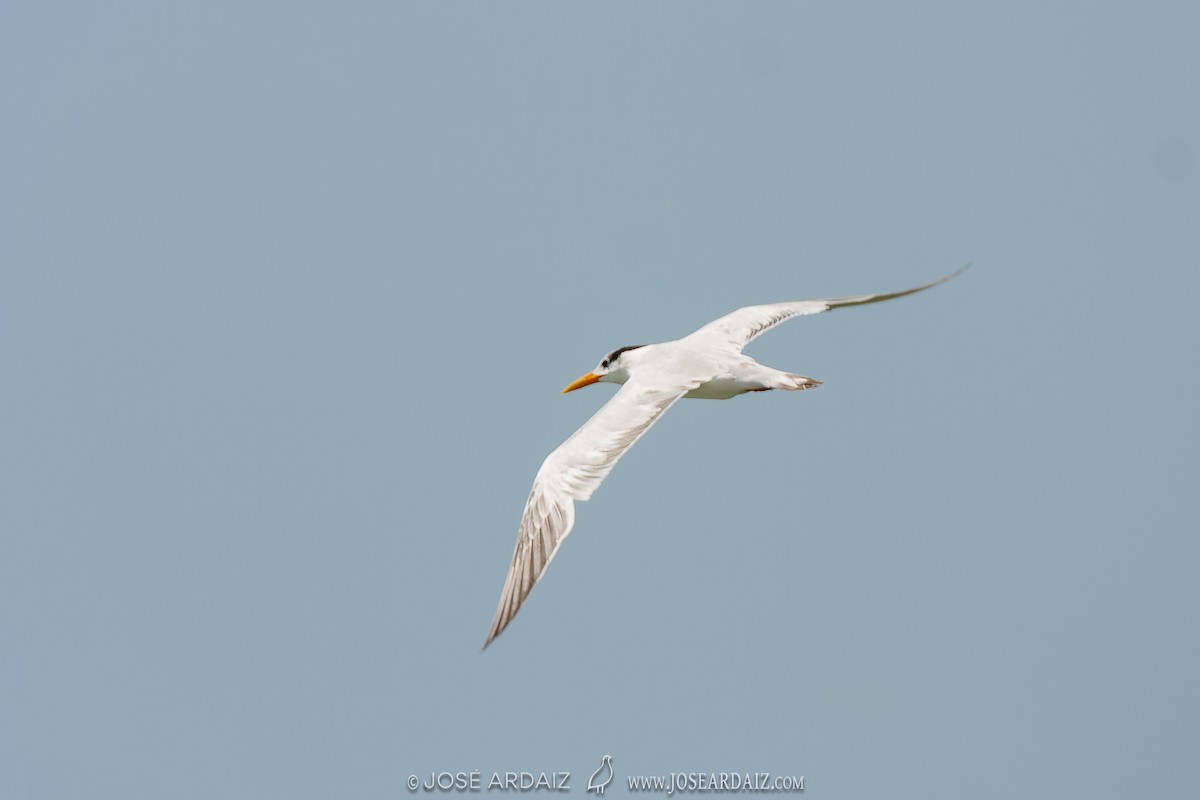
[{"xmin": 562, "ymin": 372, "xmax": 601, "ymax": 394}]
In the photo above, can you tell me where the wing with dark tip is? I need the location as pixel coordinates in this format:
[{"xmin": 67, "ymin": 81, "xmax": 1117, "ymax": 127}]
[
  {"xmin": 688, "ymin": 265, "xmax": 970, "ymax": 352},
  {"xmin": 483, "ymin": 374, "xmax": 700, "ymax": 649}
]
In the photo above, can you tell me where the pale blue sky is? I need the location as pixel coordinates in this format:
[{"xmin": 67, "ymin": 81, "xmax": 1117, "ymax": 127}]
[{"xmin": 2, "ymin": 3, "xmax": 1198, "ymax": 798}]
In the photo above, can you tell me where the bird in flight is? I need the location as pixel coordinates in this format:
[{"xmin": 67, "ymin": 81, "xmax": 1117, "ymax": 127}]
[{"xmin": 483, "ymin": 265, "xmax": 968, "ymax": 649}]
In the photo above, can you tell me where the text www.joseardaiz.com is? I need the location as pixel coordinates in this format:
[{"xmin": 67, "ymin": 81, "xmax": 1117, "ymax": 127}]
[{"xmin": 627, "ymin": 772, "xmax": 803, "ymax": 795}]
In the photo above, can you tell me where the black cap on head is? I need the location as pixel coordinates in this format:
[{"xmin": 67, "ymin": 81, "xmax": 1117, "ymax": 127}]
[{"xmin": 601, "ymin": 345, "xmax": 645, "ymax": 369}]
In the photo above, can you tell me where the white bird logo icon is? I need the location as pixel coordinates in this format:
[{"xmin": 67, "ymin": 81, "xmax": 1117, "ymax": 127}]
[{"xmin": 587, "ymin": 754, "xmax": 614, "ymax": 795}]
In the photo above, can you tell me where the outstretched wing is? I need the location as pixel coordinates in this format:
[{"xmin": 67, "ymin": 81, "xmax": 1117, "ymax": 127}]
[
  {"xmin": 688, "ymin": 265, "xmax": 970, "ymax": 352},
  {"xmin": 483, "ymin": 374, "xmax": 700, "ymax": 649}
]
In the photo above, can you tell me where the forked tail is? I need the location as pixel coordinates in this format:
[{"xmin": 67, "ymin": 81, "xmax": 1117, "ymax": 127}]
[{"xmin": 782, "ymin": 373, "xmax": 822, "ymax": 391}]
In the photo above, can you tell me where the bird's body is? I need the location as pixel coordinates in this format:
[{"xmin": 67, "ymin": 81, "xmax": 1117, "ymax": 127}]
[
  {"xmin": 661, "ymin": 340, "xmax": 821, "ymax": 399},
  {"xmin": 483, "ymin": 266, "xmax": 968, "ymax": 649}
]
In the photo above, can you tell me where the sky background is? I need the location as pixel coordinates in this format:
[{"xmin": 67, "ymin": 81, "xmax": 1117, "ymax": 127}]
[{"xmin": 3, "ymin": 2, "xmax": 1198, "ymax": 798}]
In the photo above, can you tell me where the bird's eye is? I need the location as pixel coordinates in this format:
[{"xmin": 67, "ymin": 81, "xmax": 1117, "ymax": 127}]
[{"xmin": 601, "ymin": 360, "xmax": 609, "ymax": 369}]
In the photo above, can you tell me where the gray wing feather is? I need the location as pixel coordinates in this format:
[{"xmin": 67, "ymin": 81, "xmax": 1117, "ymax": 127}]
[
  {"xmin": 688, "ymin": 265, "xmax": 970, "ymax": 351},
  {"xmin": 483, "ymin": 377, "xmax": 697, "ymax": 649}
]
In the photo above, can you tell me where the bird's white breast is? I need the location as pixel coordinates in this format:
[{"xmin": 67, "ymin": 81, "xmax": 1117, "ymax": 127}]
[{"xmin": 682, "ymin": 377, "xmax": 752, "ymax": 400}]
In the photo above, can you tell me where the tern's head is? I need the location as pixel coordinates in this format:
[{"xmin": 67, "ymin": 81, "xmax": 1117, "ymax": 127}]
[{"xmin": 562, "ymin": 345, "xmax": 646, "ymax": 393}]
